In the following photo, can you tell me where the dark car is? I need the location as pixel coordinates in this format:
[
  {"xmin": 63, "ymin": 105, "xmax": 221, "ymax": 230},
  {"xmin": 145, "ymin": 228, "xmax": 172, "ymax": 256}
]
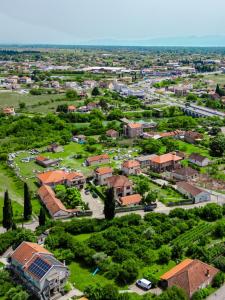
[{"xmin": 92, "ymin": 192, "xmax": 98, "ymax": 198}]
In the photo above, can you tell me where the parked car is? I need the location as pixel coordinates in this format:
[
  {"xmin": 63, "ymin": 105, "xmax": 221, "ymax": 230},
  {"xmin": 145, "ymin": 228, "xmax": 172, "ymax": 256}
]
[
  {"xmin": 144, "ymin": 206, "xmax": 154, "ymax": 212},
  {"xmin": 85, "ymin": 190, "xmax": 90, "ymax": 195},
  {"xmin": 136, "ymin": 278, "xmax": 152, "ymax": 290},
  {"xmin": 92, "ymin": 192, "xmax": 98, "ymax": 198}
]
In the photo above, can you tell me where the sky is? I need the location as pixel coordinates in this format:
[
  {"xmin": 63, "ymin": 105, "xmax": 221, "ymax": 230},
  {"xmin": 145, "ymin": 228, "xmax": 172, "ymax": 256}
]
[{"xmin": 0, "ymin": 0, "xmax": 225, "ymax": 45}]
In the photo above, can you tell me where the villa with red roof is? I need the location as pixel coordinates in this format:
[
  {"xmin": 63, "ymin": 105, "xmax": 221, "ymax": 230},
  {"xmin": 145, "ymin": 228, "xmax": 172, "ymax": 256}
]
[
  {"xmin": 67, "ymin": 105, "xmax": 76, "ymax": 112},
  {"xmin": 107, "ymin": 175, "xmax": 133, "ymax": 199},
  {"xmin": 149, "ymin": 153, "xmax": 183, "ymax": 173},
  {"xmin": 37, "ymin": 170, "xmax": 85, "ymax": 189},
  {"xmin": 10, "ymin": 241, "xmax": 69, "ymax": 300},
  {"xmin": 119, "ymin": 194, "xmax": 142, "ymax": 207},
  {"xmin": 86, "ymin": 154, "xmax": 110, "ymax": 166},
  {"xmin": 94, "ymin": 166, "xmax": 113, "ymax": 185},
  {"xmin": 122, "ymin": 160, "xmax": 141, "ymax": 175},
  {"xmin": 123, "ymin": 122, "xmax": 143, "ymax": 138},
  {"xmin": 160, "ymin": 258, "xmax": 218, "ymax": 298}
]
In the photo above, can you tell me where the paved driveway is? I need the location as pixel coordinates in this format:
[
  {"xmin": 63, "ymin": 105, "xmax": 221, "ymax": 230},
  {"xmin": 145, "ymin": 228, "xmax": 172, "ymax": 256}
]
[
  {"xmin": 206, "ymin": 284, "xmax": 225, "ymax": 300},
  {"xmin": 81, "ymin": 189, "xmax": 104, "ymax": 219}
]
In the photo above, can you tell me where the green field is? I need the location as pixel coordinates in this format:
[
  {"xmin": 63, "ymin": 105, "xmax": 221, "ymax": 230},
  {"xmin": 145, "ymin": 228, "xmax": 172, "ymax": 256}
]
[
  {"xmin": 69, "ymin": 261, "xmax": 114, "ymax": 291},
  {"xmin": 177, "ymin": 140, "xmax": 211, "ymax": 158},
  {"xmin": 0, "ymin": 92, "xmax": 70, "ymax": 113},
  {"xmin": 203, "ymin": 74, "xmax": 225, "ymax": 87},
  {"xmin": 0, "ymin": 164, "xmax": 41, "ymax": 220}
]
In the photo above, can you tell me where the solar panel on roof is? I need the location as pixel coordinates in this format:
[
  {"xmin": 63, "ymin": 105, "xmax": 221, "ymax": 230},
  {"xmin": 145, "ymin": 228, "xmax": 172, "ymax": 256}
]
[{"xmin": 28, "ymin": 257, "xmax": 51, "ymax": 279}]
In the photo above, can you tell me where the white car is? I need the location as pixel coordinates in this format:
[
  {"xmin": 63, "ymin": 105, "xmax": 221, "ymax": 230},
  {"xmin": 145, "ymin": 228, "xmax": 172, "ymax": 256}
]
[{"xmin": 136, "ymin": 278, "xmax": 152, "ymax": 290}]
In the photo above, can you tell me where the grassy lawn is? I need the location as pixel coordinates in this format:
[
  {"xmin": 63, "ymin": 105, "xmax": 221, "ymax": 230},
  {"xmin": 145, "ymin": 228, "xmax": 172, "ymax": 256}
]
[
  {"xmin": 0, "ymin": 92, "xmax": 66, "ymax": 113},
  {"xmin": 0, "ymin": 163, "xmax": 41, "ymax": 219},
  {"xmin": 0, "ymin": 163, "xmax": 24, "ymax": 204},
  {"xmin": 69, "ymin": 261, "xmax": 114, "ymax": 291},
  {"xmin": 0, "ymin": 197, "xmax": 23, "ymax": 224},
  {"xmin": 177, "ymin": 140, "xmax": 211, "ymax": 158},
  {"xmin": 141, "ymin": 260, "xmax": 176, "ymax": 280},
  {"xmin": 203, "ymin": 74, "xmax": 225, "ymax": 87},
  {"xmin": 74, "ymin": 233, "xmax": 92, "ymax": 242}
]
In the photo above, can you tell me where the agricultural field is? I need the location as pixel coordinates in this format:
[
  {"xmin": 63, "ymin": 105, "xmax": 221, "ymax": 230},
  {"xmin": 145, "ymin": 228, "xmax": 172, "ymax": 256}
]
[
  {"xmin": 0, "ymin": 91, "xmax": 68, "ymax": 113},
  {"xmin": 203, "ymin": 74, "xmax": 225, "ymax": 87}
]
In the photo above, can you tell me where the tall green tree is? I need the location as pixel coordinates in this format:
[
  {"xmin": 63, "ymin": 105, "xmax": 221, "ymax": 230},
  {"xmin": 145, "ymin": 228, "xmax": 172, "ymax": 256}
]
[
  {"xmin": 23, "ymin": 183, "xmax": 32, "ymax": 220},
  {"xmin": 3, "ymin": 190, "xmax": 13, "ymax": 230},
  {"xmin": 104, "ymin": 188, "xmax": 115, "ymax": 220},
  {"xmin": 91, "ymin": 87, "xmax": 101, "ymax": 96},
  {"xmin": 210, "ymin": 134, "xmax": 225, "ymax": 157},
  {"xmin": 38, "ymin": 207, "xmax": 46, "ymax": 227}
]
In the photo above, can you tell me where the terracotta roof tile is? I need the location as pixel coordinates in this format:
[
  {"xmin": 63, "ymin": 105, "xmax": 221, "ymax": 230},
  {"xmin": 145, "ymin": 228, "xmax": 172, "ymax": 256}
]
[
  {"xmin": 122, "ymin": 160, "xmax": 140, "ymax": 168},
  {"xmin": 120, "ymin": 194, "xmax": 142, "ymax": 206},
  {"xmin": 161, "ymin": 259, "xmax": 219, "ymax": 297},
  {"xmin": 128, "ymin": 123, "xmax": 142, "ymax": 129},
  {"xmin": 38, "ymin": 185, "xmax": 67, "ymax": 215},
  {"xmin": 11, "ymin": 242, "xmax": 51, "ymax": 266},
  {"xmin": 87, "ymin": 154, "xmax": 109, "ymax": 163},
  {"xmin": 150, "ymin": 153, "xmax": 182, "ymax": 164},
  {"xmin": 95, "ymin": 167, "xmax": 113, "ymax": 175},
  {"xmin": 107, "ymin": 175, "xmax": 132, "ymax": 188}
]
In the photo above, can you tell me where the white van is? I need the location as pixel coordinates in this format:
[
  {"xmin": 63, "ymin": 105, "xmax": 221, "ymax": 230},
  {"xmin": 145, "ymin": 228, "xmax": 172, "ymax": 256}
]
[{"xmin": 136, "ymin": 278, "xmax": 152, "ymax": 290}]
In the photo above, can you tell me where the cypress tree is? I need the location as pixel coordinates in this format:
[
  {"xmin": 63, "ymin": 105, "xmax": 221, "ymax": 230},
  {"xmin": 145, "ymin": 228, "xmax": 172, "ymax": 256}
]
[
  {"xmin": 23, "ymin": 182, "xmax": 32, "ymax": 220},
  {"xmin": 38, "ymin": 207, "xmax": 46, "ymax": 227},
  {"xmin": 104, "ymin": 187, "xmax": 115, "ymax": 220},
  {"xmin": 3, "ymin": 190, "xmax": 13, "ymax": 230}
]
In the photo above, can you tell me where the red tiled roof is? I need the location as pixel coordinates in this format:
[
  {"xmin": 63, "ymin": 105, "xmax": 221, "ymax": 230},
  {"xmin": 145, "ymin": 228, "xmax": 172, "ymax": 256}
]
[
  {"xmin": 128, "ymin": 123, "xmax": 142, "ymax": 129},
  {"xmin": 37, "ymin": 170, "xmax": 84, "ymax": 185},
  {"xmin": 87, "ymin": 154, "xmax": 109, "ymax": 163},
  {"xmin": 122, "ymin": 160, "xmax": 140, "ymax": 168},
  {"xmin": 36, "ymin": 155, "xmax": 47, "ymax": 162},
  {"xmin": 107, "ymin": 175, "xmax": 132, "ymax": 188},
  {"xmin": 150, "ymin": 153, "xmax": 182, "ymax": 164},
  {"xmin": 38, "ymin": 185, "xmax": 67, "ymax": 215},
  {"xmin": 11, "ymin": 242, "xmax": 51, "ymax": 266},
  {"xmin": 161, "ymin": 259, "xmax": 219, "ymax": 297},
  {"xmin": 120, "ymin": 194, "xmax": 142, "ymax": 206},
  {"xmin": 68, "ymin": 105, "xmax": 76, "ymax": 111},
  {"xmin": 106, "ymin": 129, "xmax": 118, "ymax": 136},
  {"xmin": 95, "ymin": 167, "xmax": 113, "ymax": 175}
]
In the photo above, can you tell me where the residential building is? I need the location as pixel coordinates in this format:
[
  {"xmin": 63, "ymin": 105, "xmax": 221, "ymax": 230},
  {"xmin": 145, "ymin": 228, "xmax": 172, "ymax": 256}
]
[
  {"xmin": 38, "ymin": 185, "xmax": 77, "ymax": 219},
  {"xmin": 107, "ymin": 175, "xmax": 133, "ymax": 199},
  {"xmin": 86, "ymin": 154, "xmax": 110, "ymax": 166},
  {"xmin": 35, "ymin": 156, "xmax": 60, "ymax": 168},
  {"xmin": 3, "ymin": 107, "xmax": 15, "ymax": 116},
  {"xmin": 176, "ymin": 181, "xmax": 210, "ymax": 203},
  {"xmin": 47, "ymin": 143, "xmax": 64, "ymax": 153},
  {"xmin": 37, "ymin": 170, "xmax": 85, "ymax": 189},
  {"xmin": 184, "ymin": 131, "xmax": 203, "ymax": 144},
  {"xmin": 172, "ymin": 167, "xmax": 199, "ymax": 181},
  {"xmin": 94, "ymin": 167, "xmax": 113, "ymax": 185},
  {"xmin": 67, "ymin": 105, "xmax": 76, "ymax": 113},
  {"xmin": 119, "ymin": 194, "xmax": 142, "ymax": 206},
  {"xmin": 189, "ymin": 153, "xmax": 210, "ymax": 167},
  {"xmin": 106, "ymin": 129, "xmax": 119, "ymax": 139},
  {"xmin": 123, "ymin": 123, "xmax": 143, "ymax": 138},
  {"xmin": 160, "ymin": 259, "xmax": 218, "ymax": 299},
  {"xmin": 18, "ymin": 76, "xmax": 32, "ymax": 84},
  {"xmin": 149, "ymin": 153, "xmax": 183, "ymax": 173},
  {"xmin": 10, "ymin": 241, "xmax": 69, "ymax": 300},
  {"xmin": 135, "ymin": 155, "xmax": 157, "ymax": 169},
  {"xmin": 122, "ymin": 160, "xmax": 141, "ymax": 175}
]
